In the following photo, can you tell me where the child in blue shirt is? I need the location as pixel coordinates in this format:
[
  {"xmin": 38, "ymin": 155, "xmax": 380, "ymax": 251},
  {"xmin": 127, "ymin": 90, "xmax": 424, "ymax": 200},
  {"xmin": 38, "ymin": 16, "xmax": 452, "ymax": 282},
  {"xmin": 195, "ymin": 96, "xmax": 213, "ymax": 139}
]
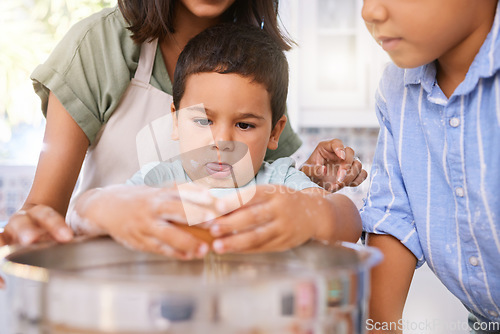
[{"xmin": 360, "ymin": 0, "xmax": 500, "ymax": 332}]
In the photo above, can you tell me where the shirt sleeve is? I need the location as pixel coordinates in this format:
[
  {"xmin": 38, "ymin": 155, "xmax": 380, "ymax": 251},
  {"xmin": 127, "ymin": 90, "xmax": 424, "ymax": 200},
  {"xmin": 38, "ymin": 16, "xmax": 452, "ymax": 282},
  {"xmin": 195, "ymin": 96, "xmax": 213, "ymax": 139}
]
[
  {"xmin": 125, "ymin": 162, "xmax": 161, "ymax": 185},
  {"xmin": 30, "ymin": 7, "xmax": 135, "ymax": 145},
  {"xmin": 360, "ymin": 86, "xmax": 425, "ymax": 268},
  {"xmin": 269, "ymin": 157, "xmax": 321, "ymax": 191},
  {"xmin": 127, "ymin": 160, "xmax": 188, "ymax": 188}
]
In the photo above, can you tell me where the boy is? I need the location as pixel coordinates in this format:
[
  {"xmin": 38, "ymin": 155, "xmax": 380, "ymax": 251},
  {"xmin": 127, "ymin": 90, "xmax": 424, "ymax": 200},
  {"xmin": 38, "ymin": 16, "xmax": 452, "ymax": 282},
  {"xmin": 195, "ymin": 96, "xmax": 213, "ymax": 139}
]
[
  {"xmin": 360, "ymin": 0, "xmax": 500, "ymax": 332},
  {"xmin": 70, "ymin": 24, "xmax": 362, "ymax": 260}
]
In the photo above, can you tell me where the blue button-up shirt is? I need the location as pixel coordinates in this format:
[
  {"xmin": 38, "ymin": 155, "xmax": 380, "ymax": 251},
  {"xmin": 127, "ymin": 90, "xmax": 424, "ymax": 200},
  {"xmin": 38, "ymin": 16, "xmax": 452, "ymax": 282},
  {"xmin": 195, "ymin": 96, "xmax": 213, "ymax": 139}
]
[{"xmin": 360, "ymin": 2, "xmax": 500, "ymax": 323}]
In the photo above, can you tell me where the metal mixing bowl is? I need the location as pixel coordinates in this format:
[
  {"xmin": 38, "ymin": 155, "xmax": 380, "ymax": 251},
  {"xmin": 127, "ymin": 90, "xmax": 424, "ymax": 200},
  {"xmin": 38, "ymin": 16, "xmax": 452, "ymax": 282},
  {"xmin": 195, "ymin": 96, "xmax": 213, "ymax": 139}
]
[{"xmin": 0, "ymin": 236, "xmax": 381, "ymax": 334}]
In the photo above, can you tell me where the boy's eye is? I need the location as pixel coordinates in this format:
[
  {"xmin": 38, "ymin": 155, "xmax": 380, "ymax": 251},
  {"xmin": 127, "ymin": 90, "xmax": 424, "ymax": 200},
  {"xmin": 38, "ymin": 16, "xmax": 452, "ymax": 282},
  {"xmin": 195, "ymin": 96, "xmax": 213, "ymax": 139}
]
[
  {"xmin": 194, "ymin": 118, "xmax": 212, "ymax": 126},
  {"xmin": 236, "ymin": 122, "xmax": 255, "ymax": 130}
]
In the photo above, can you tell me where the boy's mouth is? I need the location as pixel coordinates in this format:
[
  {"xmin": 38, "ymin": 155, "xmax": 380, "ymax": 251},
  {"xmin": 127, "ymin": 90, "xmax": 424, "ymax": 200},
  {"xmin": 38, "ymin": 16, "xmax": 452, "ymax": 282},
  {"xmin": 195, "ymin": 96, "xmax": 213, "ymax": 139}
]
[{"xmin": 205, "ymin": 162, "xmax": 233, "ymax": 179}]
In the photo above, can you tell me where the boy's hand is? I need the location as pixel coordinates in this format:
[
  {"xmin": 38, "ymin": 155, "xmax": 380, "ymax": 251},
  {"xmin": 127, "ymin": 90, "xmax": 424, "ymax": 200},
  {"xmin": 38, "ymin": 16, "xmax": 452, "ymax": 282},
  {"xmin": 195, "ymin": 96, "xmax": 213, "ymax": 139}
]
[
  {"xmin": 208, "ymin": 185, "xmax": 335, "ymax": 254},
  {"xmin": 72, "ymin": 184, "xmax": 215, "ymax": 260},
  {"xmin": 301, "ymin": 139, "xmax": 367, "ymax": 192}
]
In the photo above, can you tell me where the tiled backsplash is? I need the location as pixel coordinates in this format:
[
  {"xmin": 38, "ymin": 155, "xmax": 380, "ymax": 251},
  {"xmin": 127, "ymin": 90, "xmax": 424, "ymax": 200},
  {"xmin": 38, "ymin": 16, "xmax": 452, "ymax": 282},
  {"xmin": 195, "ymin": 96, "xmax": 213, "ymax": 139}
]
[
  {"xmin": 295, "ymin": 127, "xmax": 379, "ymax": 165},
  {"xmin": 295, "ymin": 127, "xmax": 380, "ymax": 209},
  {"xmin": 0, "ymin": 165, "xmax": 36, "ymax": 222}
]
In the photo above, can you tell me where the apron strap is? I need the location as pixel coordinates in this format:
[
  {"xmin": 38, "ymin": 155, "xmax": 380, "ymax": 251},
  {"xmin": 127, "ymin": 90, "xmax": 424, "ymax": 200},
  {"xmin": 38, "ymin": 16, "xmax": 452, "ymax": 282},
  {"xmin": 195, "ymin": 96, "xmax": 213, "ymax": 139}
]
[{"xmin": 134, "ymin": 39, "xmax": 158, "ymax": 83}]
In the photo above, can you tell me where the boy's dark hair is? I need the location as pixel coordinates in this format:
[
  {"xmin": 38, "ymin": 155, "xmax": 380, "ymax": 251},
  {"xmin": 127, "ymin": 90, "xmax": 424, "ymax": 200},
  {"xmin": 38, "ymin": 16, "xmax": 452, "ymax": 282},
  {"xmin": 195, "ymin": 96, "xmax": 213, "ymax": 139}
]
[{"xmin": 173, "ymin": 23, "xmax": 289, "ymax": 127}]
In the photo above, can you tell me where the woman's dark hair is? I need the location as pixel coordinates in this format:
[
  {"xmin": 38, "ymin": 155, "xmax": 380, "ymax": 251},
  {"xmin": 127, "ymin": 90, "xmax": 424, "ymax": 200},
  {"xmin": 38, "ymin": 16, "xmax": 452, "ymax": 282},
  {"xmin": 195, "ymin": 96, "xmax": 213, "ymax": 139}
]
[
  {"xmin": 117, "ymin": 0, "xmax": 293, "ymax": 51},
  {"xmin": 173, "ymin": 23, "xmax": 288, "ymax": 128}
]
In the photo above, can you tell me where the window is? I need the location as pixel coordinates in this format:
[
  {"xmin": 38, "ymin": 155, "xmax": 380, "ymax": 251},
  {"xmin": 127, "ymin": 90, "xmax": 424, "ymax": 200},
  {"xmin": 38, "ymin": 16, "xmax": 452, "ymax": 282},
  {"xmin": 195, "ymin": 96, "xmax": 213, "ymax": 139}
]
[{"xmin": 0, "ymin": 0, "xmax": 115, "ymax": 222}]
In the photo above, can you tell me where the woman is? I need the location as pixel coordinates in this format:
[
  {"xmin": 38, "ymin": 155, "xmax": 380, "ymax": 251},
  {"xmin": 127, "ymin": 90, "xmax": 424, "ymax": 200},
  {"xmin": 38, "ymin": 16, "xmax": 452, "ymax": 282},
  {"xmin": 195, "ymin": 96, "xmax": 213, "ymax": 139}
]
[{"xmin": 1, "ymin": 0, "xmax": 366, "ymax": 254}]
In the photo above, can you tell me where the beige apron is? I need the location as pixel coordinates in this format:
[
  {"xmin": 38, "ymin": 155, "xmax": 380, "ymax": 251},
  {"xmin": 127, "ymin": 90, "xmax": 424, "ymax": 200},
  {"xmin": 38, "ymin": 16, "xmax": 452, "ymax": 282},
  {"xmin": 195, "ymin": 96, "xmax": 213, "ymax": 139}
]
[{"xmin": 68, "ymin": 39, "xmax": 179, "ymax": 215}]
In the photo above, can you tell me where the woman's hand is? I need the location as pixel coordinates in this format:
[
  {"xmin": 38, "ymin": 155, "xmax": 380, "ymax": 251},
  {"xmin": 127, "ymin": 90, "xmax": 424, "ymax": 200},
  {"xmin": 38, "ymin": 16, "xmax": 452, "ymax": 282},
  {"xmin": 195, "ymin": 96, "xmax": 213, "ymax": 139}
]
[
  {"xmin": 1, "ymin": 206, "xmax": 74, "ymax": 246},
  {"xmin": 0, "ymin": 92, "xmax": 89, "ymax": 248},
  {"xmin": 0, "ymin": 205, "xmax": 75, "ymax": 289},
  {"xmin": 300, "ymin": 139, "xmax": 367, "ymax": 192},
  {"xmin": 71, "ymin": 184, "xmax": 216, "ymax": 260},
  {"xmin": 208, "ymin": 185, "xmax": 361, "ymax": 254}
]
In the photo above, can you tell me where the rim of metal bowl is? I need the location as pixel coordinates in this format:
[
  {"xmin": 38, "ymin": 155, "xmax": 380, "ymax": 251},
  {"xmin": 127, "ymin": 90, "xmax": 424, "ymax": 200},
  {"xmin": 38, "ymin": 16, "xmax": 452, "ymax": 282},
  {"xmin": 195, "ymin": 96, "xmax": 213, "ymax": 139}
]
[{"xmin": 0, "ymin": 236, "xmax": 383, "ymax": 286}]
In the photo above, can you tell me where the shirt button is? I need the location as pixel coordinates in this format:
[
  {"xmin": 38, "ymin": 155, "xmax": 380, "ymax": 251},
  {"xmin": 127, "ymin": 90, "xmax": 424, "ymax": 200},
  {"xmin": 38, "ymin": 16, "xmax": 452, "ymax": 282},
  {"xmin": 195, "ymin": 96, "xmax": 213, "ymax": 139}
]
[
  {"xmin": 449, "ymin": 117, "xmax": 460, "ymax": 127},
  {"xmin": 469, "ymin": 256, "xmax": 479, "ymax": 266},
  {"xmin": 455, "ymin": 187, "xmax": 465, "ymax": 197},
  {"xmin": 489, "ymin": 310, "xmax": 499, "ymax": 318}
]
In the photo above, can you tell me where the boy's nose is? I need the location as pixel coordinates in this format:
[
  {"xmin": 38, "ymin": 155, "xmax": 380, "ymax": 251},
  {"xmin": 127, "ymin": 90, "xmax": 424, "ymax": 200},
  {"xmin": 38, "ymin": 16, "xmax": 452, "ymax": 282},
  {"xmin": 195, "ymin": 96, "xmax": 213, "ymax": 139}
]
[
  {"xmin": 211, "ymin": 127, "xmax": 235, "ymax": 152},
  {"xmin": 213, "ymin": 140, "xmax": 235, "ymax": 152},
  {"xmin": 361, "ymin": 0, "xmax": 388, "ymax": 24}
]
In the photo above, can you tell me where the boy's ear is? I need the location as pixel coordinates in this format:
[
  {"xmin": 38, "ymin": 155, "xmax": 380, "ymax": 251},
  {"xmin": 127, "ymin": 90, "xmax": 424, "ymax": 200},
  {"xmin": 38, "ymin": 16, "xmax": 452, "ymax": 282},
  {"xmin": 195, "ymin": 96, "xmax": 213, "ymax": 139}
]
[
  {"xmin": 267, "ymin": 115, "xmax": 287, "ymax": 150},
  {"xmin": 171, "ymin": 103, "xmax": 179, "ymax": 141}
]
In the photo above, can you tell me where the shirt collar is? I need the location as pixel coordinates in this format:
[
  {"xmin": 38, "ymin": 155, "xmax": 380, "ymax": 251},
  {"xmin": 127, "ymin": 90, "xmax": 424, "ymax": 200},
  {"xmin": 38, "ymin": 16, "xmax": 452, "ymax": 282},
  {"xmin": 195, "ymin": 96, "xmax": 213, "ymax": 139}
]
[{"xmin": 403, "ymin": 64, "xmax": 435, "ymax": 92}]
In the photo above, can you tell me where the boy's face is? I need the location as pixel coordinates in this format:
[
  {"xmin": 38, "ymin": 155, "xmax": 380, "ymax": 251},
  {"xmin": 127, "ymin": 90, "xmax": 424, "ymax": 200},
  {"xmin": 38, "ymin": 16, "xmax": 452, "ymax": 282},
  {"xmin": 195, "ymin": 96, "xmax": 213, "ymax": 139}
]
[
  {"xmin": 362, "ymin": 0, "xmax": 497, "ymax": 68},
  {"xmin": 172, "ymin": 72, "xmax": 286, "ymax": 188}
]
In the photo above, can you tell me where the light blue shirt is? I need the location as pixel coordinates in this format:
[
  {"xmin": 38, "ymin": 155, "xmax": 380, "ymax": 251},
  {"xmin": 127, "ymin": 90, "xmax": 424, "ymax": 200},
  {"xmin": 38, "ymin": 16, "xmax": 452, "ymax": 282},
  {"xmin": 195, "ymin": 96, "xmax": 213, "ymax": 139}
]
[
  {"xmin": 127, "ymin": 157, "xmax": 319, "ymax": 197},
  {"xmin": 360, "ymin": 2, "xmax": 500, "ymax": 323}
]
